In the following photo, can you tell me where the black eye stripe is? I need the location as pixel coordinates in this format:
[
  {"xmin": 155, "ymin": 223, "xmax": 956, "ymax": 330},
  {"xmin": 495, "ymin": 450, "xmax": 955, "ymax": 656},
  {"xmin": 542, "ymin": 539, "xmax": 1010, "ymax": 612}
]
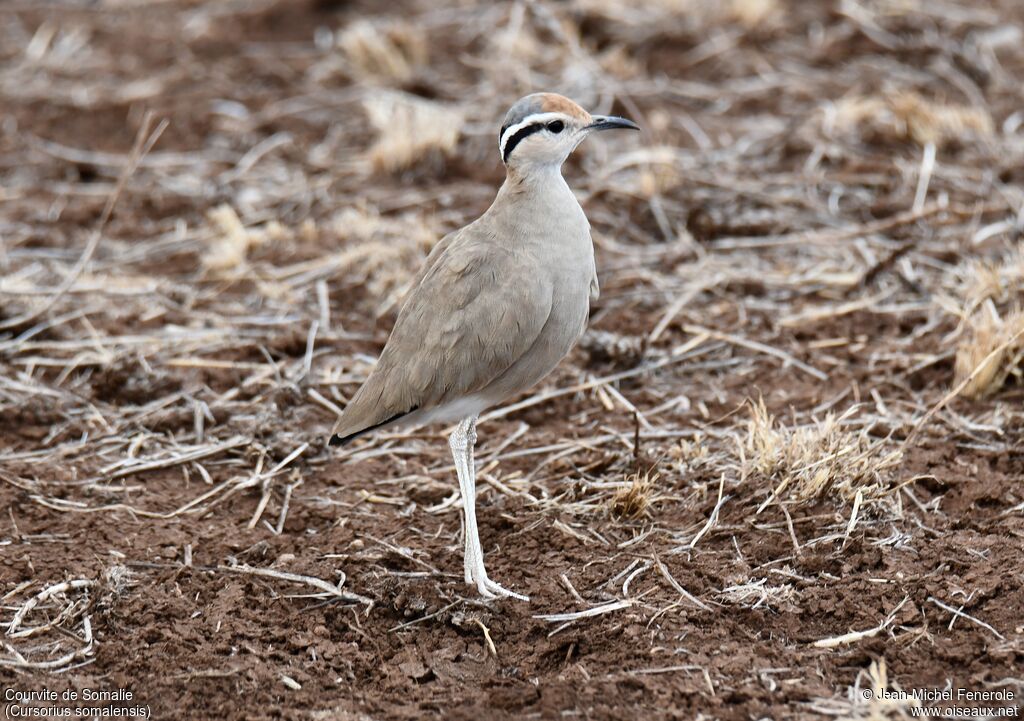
[{"xmin": 502, "ymin": 122, "xmax": 546, "ymax": 164}]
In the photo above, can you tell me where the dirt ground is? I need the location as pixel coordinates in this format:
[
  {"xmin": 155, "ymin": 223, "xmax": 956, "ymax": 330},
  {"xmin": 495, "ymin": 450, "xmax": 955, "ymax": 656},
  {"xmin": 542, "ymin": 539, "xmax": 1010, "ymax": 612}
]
[{"xmin": 2, "ymin": 0, "xmax": 1024, "ymax": 719}]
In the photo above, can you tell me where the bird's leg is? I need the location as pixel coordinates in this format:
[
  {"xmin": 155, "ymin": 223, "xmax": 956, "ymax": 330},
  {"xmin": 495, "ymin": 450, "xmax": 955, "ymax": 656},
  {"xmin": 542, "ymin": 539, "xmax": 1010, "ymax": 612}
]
[
  {"xmin": 459, "ymin": 418, "xmax": 479, "ymax": 587},
  {"xmin": 448, "ymin": 419, "xmax": 476, "ymax": 585},
  {"xmin": 450, "ymin": 416, "xmax": 529, "ymax": 602},
  {"xmin": 451, "ymin": 417, "xmax": 490, "ymax": 596}
]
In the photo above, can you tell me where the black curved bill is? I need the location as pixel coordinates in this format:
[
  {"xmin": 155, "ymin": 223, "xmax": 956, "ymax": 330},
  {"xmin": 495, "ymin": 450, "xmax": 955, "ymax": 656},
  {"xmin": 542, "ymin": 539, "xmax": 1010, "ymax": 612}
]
[{"xmin": 587, "ymin": 115, "xmax": 640, "ymax": 132}]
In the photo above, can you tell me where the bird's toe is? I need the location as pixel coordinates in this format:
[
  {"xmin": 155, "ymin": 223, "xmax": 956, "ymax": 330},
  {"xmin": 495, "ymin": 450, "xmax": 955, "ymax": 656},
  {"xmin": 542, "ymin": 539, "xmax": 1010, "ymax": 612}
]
[
  {"xmin": 475, "ymin": 581, "xmax": 498, "ymax": 599},
  {"xmin": 482, "ymin": 577, "xmax": 529, "ymax": 602}
]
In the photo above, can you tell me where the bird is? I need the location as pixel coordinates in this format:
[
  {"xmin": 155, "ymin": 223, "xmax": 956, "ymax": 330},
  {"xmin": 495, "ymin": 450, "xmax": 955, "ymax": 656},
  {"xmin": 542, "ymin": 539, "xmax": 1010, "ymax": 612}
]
[{"xmin": 330, "ymin": 93, "xmax": 639, "ymax": 600}]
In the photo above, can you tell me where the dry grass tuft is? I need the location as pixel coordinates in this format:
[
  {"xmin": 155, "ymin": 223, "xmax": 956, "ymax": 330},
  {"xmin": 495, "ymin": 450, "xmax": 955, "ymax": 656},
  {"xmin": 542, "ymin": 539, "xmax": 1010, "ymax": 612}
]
[
  {"xmin": 610, "ymin": 469, "xmax": 656, "ymax": 520},
  {"xmin": 718, "ymin": 577, "xmax": 797, "ymax": 610},
  {"xmin": 582, "ymin": 0, "xmax": 781, "ymax": 30},
  {"xmin": 330, "ymin": 204, "xmax": 436, "ymax": 252},
  {"xmin": 338, "ymin": 20, "xmax": 427, "ymax": 84},
  {"xmin": 829, "ymin": 89, "xmax": 993, "ymax": 148},
  {"xmin": 635, "ymin": 156, "xmax": 684, "ymax": 198},
  {"xmin": 716, "ymin": 0, "xmax": 781, "ymax": 28},
  {"xmin": 954, "ymin": 307, "xmax": 1024, "ymax": 399},
  {"xmin": 202, "ymin": 204, "xmax": 270, "ymax": 272},
  {"xmin": 958, "ymin": 248, "xmax": 1024, "ymax": 312},
  {"xmin": 364, "ymin": 92, "xmax": 464, "ymax": 172},
  {"xmin": 580, "ymin": 329, "xmax": 644, "ymax": 367},
  {"xmin": 814, "ymin": 658, "xmax": 922, "ymax": 719},
  {"xmin": 653, "ymin": 0, "xmax": 781, "ymax": 28},
  {"xmin": 102, "ymin": 564, "xmax": 133, "ymax": 595},
  {"xmin": 669, "ymin": 435, "xmax": 710, "ymax": 472},
  {"xmin": 742, "ymin": 400, "xmax": 901, "ymax": 505}
]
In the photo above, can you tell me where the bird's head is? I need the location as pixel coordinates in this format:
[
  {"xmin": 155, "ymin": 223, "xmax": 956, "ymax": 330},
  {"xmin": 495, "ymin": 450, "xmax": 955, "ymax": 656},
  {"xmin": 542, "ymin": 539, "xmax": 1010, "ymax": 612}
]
[{"xmin": 498, "ymin": 93, "xmax": 638, "ymax": 173}]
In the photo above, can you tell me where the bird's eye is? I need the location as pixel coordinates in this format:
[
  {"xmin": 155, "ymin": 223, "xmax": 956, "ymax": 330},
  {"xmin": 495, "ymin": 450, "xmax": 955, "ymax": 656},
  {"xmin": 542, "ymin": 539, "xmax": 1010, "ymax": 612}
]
[{"xmin": 547, "ymin": 120, "xmax": 565, "ymax": 134}]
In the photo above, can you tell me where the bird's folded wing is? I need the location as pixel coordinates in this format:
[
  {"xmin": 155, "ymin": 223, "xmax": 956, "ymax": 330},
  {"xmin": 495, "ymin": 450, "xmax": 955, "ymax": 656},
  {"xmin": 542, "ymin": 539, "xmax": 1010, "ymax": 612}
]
[{"xmin": 333, "ymin": 236, "xmax": 553, "ymax": 438}]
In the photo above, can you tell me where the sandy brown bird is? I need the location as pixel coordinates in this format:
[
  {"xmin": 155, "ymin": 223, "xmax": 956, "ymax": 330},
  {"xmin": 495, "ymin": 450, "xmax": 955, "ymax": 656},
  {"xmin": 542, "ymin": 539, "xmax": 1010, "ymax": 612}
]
[{"xmin": 331, "ymin": 93, "xmax": 639, "ymax": 600}]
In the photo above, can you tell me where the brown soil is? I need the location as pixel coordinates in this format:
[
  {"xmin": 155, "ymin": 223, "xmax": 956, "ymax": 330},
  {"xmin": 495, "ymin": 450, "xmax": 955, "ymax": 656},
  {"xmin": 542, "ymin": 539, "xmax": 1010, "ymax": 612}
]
[{"xmin": 2, "ymin": 1, "xmax": 1024, "ymax": 720}]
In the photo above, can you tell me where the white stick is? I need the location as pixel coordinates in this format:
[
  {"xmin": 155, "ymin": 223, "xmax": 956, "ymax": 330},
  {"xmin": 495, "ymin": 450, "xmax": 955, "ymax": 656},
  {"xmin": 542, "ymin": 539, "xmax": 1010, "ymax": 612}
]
[
  {"xmin": 219, "ymin": 563, "xmax": 371, "ymax": 605},
  {"xmin": 7, "ymin": 579, "xmax": 96, "ymax": 636},
  {"xmin": 534, "ymin": 599, "xmax": 633, "ymax": 622},
  {"xmin": 812, "ymin": 596, "xmax": 908, "ymax": 648},
  {"xmin": 690, "ymin": 475, "xmax": 727, "ymax": 549},
  {"xmin": 912, "ymin": 142, "xmax": 936, "ymax": 214},
  {"xmin": 928, "ymin": 597, "xmax": 1005, "ymax": 640}
]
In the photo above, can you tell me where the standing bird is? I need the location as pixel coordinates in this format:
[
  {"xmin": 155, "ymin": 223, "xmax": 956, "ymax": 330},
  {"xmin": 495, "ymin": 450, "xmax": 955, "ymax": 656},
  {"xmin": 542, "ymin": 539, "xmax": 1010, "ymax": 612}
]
[{"xmin": 330, "ymin": 93, "xmax": 639, "ymax": 600}]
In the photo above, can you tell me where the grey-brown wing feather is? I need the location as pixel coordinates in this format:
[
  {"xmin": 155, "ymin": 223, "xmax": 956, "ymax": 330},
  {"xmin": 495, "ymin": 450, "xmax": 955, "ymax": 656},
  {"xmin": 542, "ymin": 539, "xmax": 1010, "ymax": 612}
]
[{"xmin": 332, "ymin": 229, "xmax": 553, "ymax": 440}]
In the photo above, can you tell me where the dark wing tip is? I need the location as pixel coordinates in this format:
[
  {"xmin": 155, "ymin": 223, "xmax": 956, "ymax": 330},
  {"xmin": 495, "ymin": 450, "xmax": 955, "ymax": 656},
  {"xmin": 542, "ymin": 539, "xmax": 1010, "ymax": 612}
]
[{"xmin": 328, "ymin": 406, "xmax": 417, "ymax": 449}]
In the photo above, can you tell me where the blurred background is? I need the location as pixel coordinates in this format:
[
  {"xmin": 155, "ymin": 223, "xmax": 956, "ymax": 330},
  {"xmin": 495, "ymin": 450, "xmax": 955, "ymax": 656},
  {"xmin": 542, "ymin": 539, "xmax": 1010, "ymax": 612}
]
[{"xmin": 2, "ymin": 1, "xmax": 1023, "ymax": 718}]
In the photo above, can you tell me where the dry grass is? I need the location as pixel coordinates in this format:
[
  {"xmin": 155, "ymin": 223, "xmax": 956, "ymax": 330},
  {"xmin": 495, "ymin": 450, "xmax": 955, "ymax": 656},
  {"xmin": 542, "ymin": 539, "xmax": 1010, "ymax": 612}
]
[
  {"xmin": 954, "ymin": 307, "xmax": 1024, "ymax": 399},
  {"xmin": 812, "ymin": 658, "xmax": 923, "ymax": 720},
  {"xmin": 327, "ymin": 205, "xmax": 439, "ymax": 310},
  {"xmin": 668, "ymin": 435, "xmax": 710, "ymax": 472},
  {"xmin": 338, "ymin": 20, "xmax": 428, "ymax": 84},
  {"xmin": 581, "ymin": 0, "xmax": 781, "ymax": 30},
  {"xmin": 957, "ymin": 248, "xmax": 1024, "ymax": 312},
  {"xmin": 718, "ymin": 578, "xmax": 797, "ymax": 610},
  {"xmin": 609, "ymin": 469, "xmax": 655, "ymax": 519},
  {"xmin": 365, "ymin": 92, "xmax": 464, "ymax": 172},
  {"xmin": 948, "ymin": 246, "xmax": 1024, "ymax": 397},
  {"xmin": 202, "ymin": 204, "xmax": 274, "ymax": 273},
  {"xmin": 828, "ymin": 89, "xmax": 994, "ymax": 148},
  {"xmin": 741, "ymin": 400, "xmax": 902, "ymax": 506}
]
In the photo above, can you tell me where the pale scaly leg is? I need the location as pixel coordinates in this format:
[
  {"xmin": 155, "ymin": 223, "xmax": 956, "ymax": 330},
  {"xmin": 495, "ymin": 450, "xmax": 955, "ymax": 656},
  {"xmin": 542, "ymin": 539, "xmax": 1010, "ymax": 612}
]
[
  {"xmin": 462, "ymin": 508, "xmax": 474, "ymax": 585},
  {"xmin": 450, "ymin": 416, "xmax": 528, "ymax": 601},
  {"xmin": 448, "ymin": 419, "xmax": 476, "ymax": 585}
]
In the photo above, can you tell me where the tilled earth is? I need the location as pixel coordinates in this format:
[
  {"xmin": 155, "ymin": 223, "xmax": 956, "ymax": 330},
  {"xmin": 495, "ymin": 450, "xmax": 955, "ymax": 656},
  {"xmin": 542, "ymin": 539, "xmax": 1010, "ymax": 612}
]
[{"xmin": 2, "ymin": 1, "xmax": 1024, "ymax": 719}]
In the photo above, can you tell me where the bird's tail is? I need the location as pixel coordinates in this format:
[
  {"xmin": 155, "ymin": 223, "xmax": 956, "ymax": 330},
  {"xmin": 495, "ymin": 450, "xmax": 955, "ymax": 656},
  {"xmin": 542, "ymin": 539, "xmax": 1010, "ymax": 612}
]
[
  {"xmin": 328, "ymin": 432, "xmax": 353, "ymax": 447},
  {"xmin": 328, "ymin": 407, "xmax": 418, "ymax": 447}
]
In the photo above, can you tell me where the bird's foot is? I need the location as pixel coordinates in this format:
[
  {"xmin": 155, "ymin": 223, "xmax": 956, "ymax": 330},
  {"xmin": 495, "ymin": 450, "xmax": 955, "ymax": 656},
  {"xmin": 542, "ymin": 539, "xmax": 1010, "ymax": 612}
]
[{"xmin": 468, "ymin": 567, "xmax": 529, "ymax": 602}]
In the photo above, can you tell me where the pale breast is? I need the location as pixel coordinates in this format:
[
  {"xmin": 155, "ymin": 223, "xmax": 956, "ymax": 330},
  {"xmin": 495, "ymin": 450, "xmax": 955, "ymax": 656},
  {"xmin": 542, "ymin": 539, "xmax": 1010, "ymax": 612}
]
[{"xmin": 477, "ymin": 226, "xmax": 594, "ymax": 406}]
